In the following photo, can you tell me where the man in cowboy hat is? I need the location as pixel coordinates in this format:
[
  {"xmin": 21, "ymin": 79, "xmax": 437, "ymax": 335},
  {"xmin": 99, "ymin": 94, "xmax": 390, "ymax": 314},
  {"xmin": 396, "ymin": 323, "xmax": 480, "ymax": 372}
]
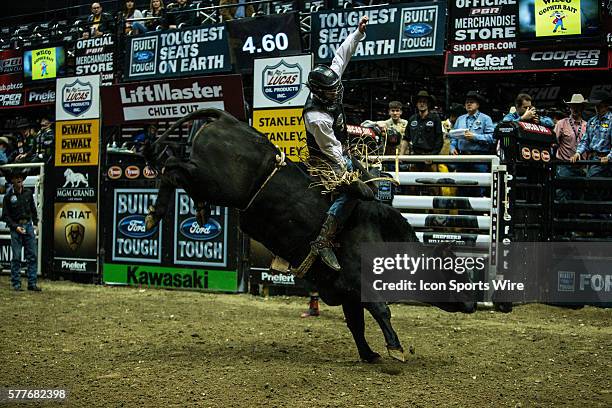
[
  {"xmin": 401, "ymin": 90, "xmax": 443, "ymax": 156},
  {"xmin": 503, "ymin": 93, "xmax": 554, "ymax": 127},
  {"xmin": 571, "ymin": 90, "xmax": 612, "ymax": 180},
  {"xmin": 450, "ymin": 91, "xmax": 495, "ymax": 196},
  {"xmin": 554, "ymin": 94, "xmax": 588, "ymax": 201},
  {"xmin": 450, "ymin": 91, "xmax": 495, "ymax": 157},
  {"xmin": 2, "ymin": 170, "xmax": 40, "ymax": 291}
]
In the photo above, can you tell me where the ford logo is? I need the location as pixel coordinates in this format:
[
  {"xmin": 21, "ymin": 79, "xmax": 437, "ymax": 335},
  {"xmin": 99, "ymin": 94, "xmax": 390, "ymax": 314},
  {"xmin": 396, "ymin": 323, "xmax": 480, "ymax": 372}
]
[
  {"xmin": 180, "ymin": 217, "xmax": 221, "ymax": 241},
  {"xmin": 404, "ymin": 23, "xmax": 433, "ymax": 38},
  {"xmin": 134, "ymin": 51, "xmax": 154, "ymax": 63},
  {"xmin": 118, "ymin": 215, "xmax": 157, "ymax": 238}
]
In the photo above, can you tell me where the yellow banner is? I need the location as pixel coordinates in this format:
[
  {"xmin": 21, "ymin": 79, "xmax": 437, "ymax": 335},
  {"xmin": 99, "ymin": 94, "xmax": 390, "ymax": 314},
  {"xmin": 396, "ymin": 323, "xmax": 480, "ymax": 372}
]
[
  {"xmin": 55, "ymin": 119, "xmax": 100, "ymax": 166},
  {"xmin": 31, "ymin": 47, "xmax": 57, "ymax": 80},
  {"xmin": 253, "ymin": 108, "xmax": 308, "ymax": 162},
  {"xmin": 535, "ymin": 0, "xmax": 581, "ymax": 37}
]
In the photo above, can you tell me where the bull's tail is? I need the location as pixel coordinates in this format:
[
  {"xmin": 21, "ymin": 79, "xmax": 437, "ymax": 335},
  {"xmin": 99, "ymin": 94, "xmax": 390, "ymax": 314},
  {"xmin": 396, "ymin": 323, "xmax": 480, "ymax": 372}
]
[{"xmin": 151, "ymin": 108, "xmax": 237, "ymax": 148}]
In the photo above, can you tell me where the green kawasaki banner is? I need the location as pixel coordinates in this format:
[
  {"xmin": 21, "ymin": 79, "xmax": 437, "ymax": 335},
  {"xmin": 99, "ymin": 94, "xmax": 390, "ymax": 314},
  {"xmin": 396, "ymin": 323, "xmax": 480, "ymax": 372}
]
[{"xmin": 104, "ymin": 263, "xmax": 238, "ymax": 292}]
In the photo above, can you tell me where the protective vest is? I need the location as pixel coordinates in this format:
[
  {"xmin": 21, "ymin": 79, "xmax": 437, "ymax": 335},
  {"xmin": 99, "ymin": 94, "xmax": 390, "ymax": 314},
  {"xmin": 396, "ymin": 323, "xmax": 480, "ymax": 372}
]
[{"xmin": 302, "ymin": 94, "xmax": 348, "ymax": 156}]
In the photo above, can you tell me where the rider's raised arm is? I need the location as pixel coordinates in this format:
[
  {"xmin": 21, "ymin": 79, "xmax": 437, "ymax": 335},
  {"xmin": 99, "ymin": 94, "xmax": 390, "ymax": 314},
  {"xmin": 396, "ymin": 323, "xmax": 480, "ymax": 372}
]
[{"xmin": 330, "ymin": 16, "xmax": 368, "ymax": 78}]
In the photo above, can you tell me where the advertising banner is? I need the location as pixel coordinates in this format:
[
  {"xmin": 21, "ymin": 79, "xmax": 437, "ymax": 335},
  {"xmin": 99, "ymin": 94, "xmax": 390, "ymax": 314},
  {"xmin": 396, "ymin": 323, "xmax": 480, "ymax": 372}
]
[
  {"xmin": 0, "ymin": 50, "xmax": 23, "ymax": 74},
  {"xmin": 0, "ymin": 73, "xmax": 24, "ymax": 108},
  {"xmin": 25, "ymin": 85, "xmax": 55, "ymax": 107},
  {"xmin": 311, "ymin": 2, "xmax": 446, "ymax": 63},
  {"xmin": 518, "ymin": 0, "xmax": 600, "ymax": 40},
  {"xmin": 253, "ymin": 54, "xmax": 312, "ymax": 109},
  {"xmin": 226, "ymin": 12, "xmax": 303, "ymax": 73},
  {"xmin": 53, "ymin": 202, "xmax": 98, "ymax": 274},
  {"xmin": 55, "ymin": 75, "xmax": 101, "ymax": 121},
  {"xmin": 174, "ymin": 190, "xmax": 229, "ymax": 267},
  {"xmin": 54, "ymin": 119, "xmax": 100, "ymax": 166},
  {"xmin": 29, "ymin": 47, "xmax": 58, "ymax": 80},
  {"xmin": 112, "ymin": 188, "xmax": 162, "ymax": 264},
  {"xmin": 55, "ymin": 166, "xmax": 97, "ymax": 202},
  {"xmin": 252, "ymin": 108, "xmax": 306, "ymax": 161},
  {"xmin": 101, "ymin": 75, "xmax": 246, "ymax": 124},
  {"xmin": 449, "ymin": 0, "xmax": 518, "ymax": 52},
  {"xmin": 125, "ymin": 24, "xmax": 231, "ymax": 81},
  {"xmin": 76, "ymin": 36, "xmax": 115, "ymax": 85},
  {"xmin": 445, "ymin": 48, "xmax": 608, "ymax": 74},
  {"xmin": 534, "ymin": 0, "xmax": 581, "ymax": 36},
  {"xmin": 103, "ymin": 263, "xmax": 238, "ymax": 291}
]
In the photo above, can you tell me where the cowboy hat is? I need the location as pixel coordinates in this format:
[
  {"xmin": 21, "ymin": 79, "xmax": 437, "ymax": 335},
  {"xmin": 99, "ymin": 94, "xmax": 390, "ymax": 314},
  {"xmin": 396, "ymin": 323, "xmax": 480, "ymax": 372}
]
[
  {"xmin": 563, "ymin": 94, "xmax": 588, "ymax": 104},
  {"xmin": 413, "ymin": 90, "xmax": 436, "ymax": 105},
  {"xmin": 6, "ymin": 169, "xmax": 26, "ymax": 180},
  {"xmin": 0, "ymin": 136, "xmax": 10, "ymax": 145},
  {"xmin": 589, "ymin": 90, "xmax": 612, "ymax": 105},
  {"xmin": 465, "ymin": 91, "xmax": 486, "ymax": 104}
]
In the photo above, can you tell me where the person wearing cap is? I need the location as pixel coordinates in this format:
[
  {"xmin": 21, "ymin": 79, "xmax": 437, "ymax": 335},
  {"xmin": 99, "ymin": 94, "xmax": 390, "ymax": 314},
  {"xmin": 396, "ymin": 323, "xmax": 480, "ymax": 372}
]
[
  {"xmin": 554, "ymin": 94, "xmax": 588, "ymax": 201},
  {"xmin": 503, "ymin": 93, "xmax": 554, "ymax": 127},
  {"xmin": 571, "ymin": 91, "xmax": 612, "ymax": 179},
  {"xmin": 301, "ymin": 16, "xmax": 371, "ymax": 271},
  {"xmin": 402, "ymin": 90, "xmax": 443, "ymax": 156},
  {"xmin": 2, "ymin": 171, "xmax": 40, "ymax": 291},
  {"xmin": 377, "ymin": 101, "xmax": 407, "ymax": 155}
]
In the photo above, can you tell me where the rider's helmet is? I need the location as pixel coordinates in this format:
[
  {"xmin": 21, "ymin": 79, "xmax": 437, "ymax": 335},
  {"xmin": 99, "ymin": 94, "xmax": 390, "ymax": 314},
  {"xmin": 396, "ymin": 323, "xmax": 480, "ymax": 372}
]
[{"xmin": 307, "ymin": 65, "xmax": 343, "ymax": 105}]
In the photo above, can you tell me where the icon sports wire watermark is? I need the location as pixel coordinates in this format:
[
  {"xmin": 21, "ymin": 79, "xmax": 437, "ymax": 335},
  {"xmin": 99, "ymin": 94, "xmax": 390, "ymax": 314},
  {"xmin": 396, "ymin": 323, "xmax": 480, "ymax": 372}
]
[{"xmin": 361, "ymin": 242, "xmax": 612, "ymax": 305}]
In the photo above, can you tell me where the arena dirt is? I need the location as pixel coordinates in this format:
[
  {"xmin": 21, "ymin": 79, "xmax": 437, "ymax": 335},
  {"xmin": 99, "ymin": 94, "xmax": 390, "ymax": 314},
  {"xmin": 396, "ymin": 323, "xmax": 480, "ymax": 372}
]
[{"xmin": 1, "ymin": 278, "xmax": 610, "ymax": 407}]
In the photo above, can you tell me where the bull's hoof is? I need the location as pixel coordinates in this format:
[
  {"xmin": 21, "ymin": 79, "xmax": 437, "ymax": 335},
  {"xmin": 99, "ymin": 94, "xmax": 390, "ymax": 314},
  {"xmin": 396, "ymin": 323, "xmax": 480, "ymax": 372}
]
[
  {"xmin": 196, "ymin": 209, "xmax": 206, "ymax": 227},
  {"xmin": 145, "ymin": 213, "xmax": 158, "ymax": 231},
  {"xmin": 494, "ymin": 302, "xmax": 513, "ymax": 313},
  {"xmin": 387, "ymin": 346, "xmax": 406, "ymax": 362},
  {"xmin": 360, "ymin": 352, "xmax": 382, "ymax": 364}
]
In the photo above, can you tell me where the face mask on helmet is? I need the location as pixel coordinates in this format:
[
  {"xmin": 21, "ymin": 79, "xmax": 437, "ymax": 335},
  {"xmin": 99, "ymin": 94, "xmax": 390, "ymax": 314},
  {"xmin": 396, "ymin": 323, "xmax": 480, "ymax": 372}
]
[{"xmin": 307, "ymin": 65, "xmax": 342, "ymax": 104}]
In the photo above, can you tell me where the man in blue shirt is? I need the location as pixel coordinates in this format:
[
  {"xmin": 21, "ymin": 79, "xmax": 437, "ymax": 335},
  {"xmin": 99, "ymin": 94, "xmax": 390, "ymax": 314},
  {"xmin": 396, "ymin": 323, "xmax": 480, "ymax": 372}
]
[
  {"xmin": 503, "ymin": 93, "xmax": 555, "ymax": 128},
  {"xmin": 450, "ymin": 91, "xmax": 495, "ymax": 156},
  {"xmin": 570, "ymin": 92, "xmax": 612, "ymax": 179},
  {"xmin": 450, "ymin": 91, "xmax": 495, "ymax": 197}
]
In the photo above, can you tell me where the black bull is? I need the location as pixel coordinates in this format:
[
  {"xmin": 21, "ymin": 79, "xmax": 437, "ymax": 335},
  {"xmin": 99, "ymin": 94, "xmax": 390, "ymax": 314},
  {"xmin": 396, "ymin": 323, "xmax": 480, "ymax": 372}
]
[{"xmin": 145, "ymin": 109, "xmax": 476, "ymax": 362}]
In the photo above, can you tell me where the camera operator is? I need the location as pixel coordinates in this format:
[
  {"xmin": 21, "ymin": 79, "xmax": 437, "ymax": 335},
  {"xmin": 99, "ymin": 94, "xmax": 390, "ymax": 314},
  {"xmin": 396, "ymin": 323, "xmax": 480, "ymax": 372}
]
[{"xmin": 503, "ymin": 93, "xmax": 554, "ymax": 128}]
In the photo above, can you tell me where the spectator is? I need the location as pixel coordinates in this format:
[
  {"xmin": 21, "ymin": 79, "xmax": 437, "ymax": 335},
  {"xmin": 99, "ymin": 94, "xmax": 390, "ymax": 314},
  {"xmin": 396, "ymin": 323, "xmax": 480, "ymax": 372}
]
[
  {"xmin": 0, "ymin": 136, "xmax": 10, "ymax": 165},
  {"xmin": 35, "ymin": 117, "xmax": 54, "ymax": 163},
  {"xmin": 167, "ymin": 0, "xmax": 197, "ymax": 28},
  {"xmin": 122, "ymin": 0, "xmax": 147, "ymax": 35},
  {"xmin": 3, "ymin": 170, "xmax": 40, "ymax": 292},
  {"xmin": 571, "ymin": 91, "xmax": 612, "ymax": 179},
  {"xmin": 503, "ymin": 93, "xmax": 554, "ymax": 128},
  {"xmin": 441, "ymin": 103, "xmax": 465, "ymax": 155},
  {"xmin": 404, "ymin": 90, "xmax": 443, "ymax": 155},
  {"xmin": 145, "ymin": 0, "xmax": 167, "ymax": 31},
  {"xmin": 219, "ymin": 0, "xmax": 256, "ymax": 21},
  {"xmin": 11, "ymin": 125, "xmax": 38, "ymax": 164},
  {"xmin": 554, "ymin": 94, "xmax": 588, "ymax": 201},
  {"xmin": 377, "ymin": 101, "xmax": 407, "ymax": 155},
  {"xmin": 450, "ymin": 91, "xmax": 495, "ymax": 196},
  {"xmin": 450, "ymin": 91, "xmax": 495, "ymax": 157},
  {"xmin": 88, "ymin": 2, "xmax": 115, "ymax": 37}
]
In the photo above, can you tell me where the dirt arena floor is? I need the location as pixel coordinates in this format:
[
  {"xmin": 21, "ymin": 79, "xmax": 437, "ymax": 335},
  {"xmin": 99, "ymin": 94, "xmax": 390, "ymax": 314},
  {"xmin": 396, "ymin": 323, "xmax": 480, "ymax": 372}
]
[{"xmin": 1, "ymin": 277, "xmax": 610, "ymax": 407}]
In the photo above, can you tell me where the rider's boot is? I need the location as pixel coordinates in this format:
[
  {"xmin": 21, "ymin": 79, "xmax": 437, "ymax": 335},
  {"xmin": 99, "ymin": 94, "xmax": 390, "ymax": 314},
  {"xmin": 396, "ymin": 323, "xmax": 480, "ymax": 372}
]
[{"xmin": 311, "ymin": 214, "xmax": 341, "ymax": 271}]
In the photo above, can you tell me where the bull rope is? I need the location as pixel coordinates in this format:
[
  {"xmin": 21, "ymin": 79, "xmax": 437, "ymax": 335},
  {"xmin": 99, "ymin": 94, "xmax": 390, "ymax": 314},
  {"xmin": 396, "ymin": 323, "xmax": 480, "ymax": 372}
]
[{"xmin": 241, "ymin": 150, "xmax": 287, "ymax": 211}]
